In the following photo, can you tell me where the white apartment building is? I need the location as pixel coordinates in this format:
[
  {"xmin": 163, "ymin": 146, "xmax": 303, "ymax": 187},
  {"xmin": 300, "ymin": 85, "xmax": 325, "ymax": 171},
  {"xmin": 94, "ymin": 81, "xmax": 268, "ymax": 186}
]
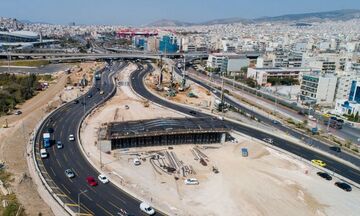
[
  {"xmin": 247, "ymin": 67, "xmax": 315, "ymax": 86},
  {"xmin": 300, "ymin": 73, "xmax": 337, "ymax": 105}
]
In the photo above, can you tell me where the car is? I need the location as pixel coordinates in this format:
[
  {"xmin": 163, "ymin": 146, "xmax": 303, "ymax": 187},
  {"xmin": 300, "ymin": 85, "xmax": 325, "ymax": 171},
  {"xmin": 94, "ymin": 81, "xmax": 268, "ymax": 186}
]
[
  {"xmin": 14, "ymin": 110, "xmax": 22, "ymax": 115},
  {"xmin": 124, "ymin": 105, "xmax": 129, "ymax": 109},
  {"xmin": 86, "ymin": 176, "xmax": 98, "ymax": 186},
  {"xmin": 65, "ymin": 169, "xmax": 75, "ymax": 178},
  {"xmin": 263, "ymin": 138, "xmax": 273, "ymax": 144},
  {"xmin": 139, "ymin": 202, "xmax": 155, "ymax": 215},
  {"xmin": 272, "ymin": 120, "xmax": 279, "ymax": 124},
  {"xmin": 87, "ymin": 94, "xmax": 92, "ymax": 98},
  {"xmin": 316, "ymin": 172, "xmax": 332, "ymax": 180},
  {"xmin": 40, "ymin": 149, "xmax": 48, "ymax": 159},
  {"xmin": 189, "ymin": 110, "xmax": 197, "ymax": 115},
  {"xmin": 133, "ymin": 158, "xmax": 141, "ymax": 166},
  {"xmin": 311, "ymin": 159, "xmax": 326, "ymax": 167},
  {"xmin": 212, "ymin": 90, "xmax": 217, "ymax": 94},
  {"xmin": 184, "ymin": 178, "xmax": 199, "ymax": 185},
  {"xmin": 56, "ymin": 141, "xmax": 63, "ymax": 149},
  {"xmin": 329, "ymin": 146, "xmax": 341, "ymax": 153},
  {"xmin": 99, "ymin": 90, "xmax": 104, "ymax": 95},
  {"xmin": 334, "ymin": 182, "xmax": 352, "ymax": 192},
  {"xmin": 73, "ymin": 100, "xmax": 79, "ymax": 104},
  {"xmin": 69, "ymin": 134, "xmax": 75, "ymax": 141},
  {"xmin": 98, "ymin": 174, "xmax": 109, "ymax": 184},
  {"xmin": 47, "ymin": 127, "xmax": 54, "ymax": 133}
]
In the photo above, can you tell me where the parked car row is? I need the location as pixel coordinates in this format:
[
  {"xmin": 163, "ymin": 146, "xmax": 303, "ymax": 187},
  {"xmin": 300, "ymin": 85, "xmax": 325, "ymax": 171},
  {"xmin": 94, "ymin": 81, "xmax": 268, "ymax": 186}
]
[{"xmin": 316, "ymin": 172, "xmax": 352, "ymax": 192}]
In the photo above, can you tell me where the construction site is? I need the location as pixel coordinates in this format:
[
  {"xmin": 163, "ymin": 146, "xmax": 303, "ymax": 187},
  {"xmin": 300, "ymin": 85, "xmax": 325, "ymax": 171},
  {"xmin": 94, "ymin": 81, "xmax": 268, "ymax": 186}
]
[{"xmin": 78, "ymin": 62, "xmax": 360, "ymax": 216}]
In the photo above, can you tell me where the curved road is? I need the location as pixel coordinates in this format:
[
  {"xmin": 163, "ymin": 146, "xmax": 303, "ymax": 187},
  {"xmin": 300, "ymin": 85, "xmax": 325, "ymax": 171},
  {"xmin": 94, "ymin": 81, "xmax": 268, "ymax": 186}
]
[
  {"xmin": 130, "ymin": 63, "xmax": 360, "ymax": 185},
  {"xmin": 35, "ymin": 61, "xmax": 160, "ymax": 216}
]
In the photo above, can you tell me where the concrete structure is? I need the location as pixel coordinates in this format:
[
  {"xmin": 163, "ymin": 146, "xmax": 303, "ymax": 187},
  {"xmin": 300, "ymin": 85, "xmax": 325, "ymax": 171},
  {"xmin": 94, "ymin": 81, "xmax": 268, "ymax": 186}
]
[
  {"xmin": 335, "ymin": 71, "xmax": 360, "ymax": 100},
  {"xmin": 247, "ymin": 67, "xmax": 315, "ymax": 86},
  {"xmin": 99, "ymin": 118, "xmax": 229, "ymax": 151},
  {"xmin": 300, "ymin": 73, "xmax": 337, "ymax": 105},
  {"xmin": 0, "ymin": 31, "xmax": 39, "ymax": 42}
]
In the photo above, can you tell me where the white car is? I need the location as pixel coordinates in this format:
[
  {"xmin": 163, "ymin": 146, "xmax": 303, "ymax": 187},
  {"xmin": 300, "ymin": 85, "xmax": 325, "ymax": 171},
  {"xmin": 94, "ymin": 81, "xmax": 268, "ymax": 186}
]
[
  {"xmin": 139, "ymin": 202, "xmax": 155, "ymax": 215},
  {"xmin": 98, "ymin": 174, "xmax": 109, "ymax": 184},
  {"xmin": 40, "ymin": 149, "xmax": 48, "ymax": 159},
  {"xmin": 263, "ymin": 138, "xmax": 273, "ymax": 144},
  {"xmin": 133, "ymin": 158, "xmax": 141, "ymax": 166},
  {"xmin": 69, "ymin": 134, "xmax": 75, "ymax": 141},
  {"xmin": 184, "ymin": 178, "xmax": 199, "ymax": 185}
]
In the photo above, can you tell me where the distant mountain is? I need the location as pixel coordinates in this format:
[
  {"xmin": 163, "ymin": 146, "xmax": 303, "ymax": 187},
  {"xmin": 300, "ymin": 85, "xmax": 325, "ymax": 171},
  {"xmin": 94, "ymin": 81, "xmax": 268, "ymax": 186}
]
[
  {"xmin": 147, "ymin": 19, "xmax": 193, "ymax": 27},
  {"xmin": 255, "ymin": 9, "xmax": 360, "ymax": 22},
  {"xmin": 147, "ymin": 9, "xmax": 360, "ymax": 27}
]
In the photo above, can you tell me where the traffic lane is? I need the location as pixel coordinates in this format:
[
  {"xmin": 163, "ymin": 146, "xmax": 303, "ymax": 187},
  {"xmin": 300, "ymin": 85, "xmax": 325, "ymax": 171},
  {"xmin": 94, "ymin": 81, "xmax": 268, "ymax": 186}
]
[
  {"xmin": 229, "ymin": 122, "xmax": 360, "ymax": 183},
  {"xmin": 134, "ymin": 63, "xmax": 360, "ymax": 185},
  {"xmin": 47, "ymin": 66, "xmax": 148, "ymax": 215},
  {"xmin": 182, "ymin": 68, "xmax": 360, "ymax": 168},
  {"xmin": 39, "ymin": 67, "xmax": 120, "ymax": 214}
]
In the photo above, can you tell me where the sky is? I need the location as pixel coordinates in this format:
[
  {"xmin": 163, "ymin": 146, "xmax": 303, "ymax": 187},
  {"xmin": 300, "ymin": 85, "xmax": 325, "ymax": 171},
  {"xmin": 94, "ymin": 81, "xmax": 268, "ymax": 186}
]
[{"xmin": 1, "ymin": 0, "xmax": 360, "ymax": 26}]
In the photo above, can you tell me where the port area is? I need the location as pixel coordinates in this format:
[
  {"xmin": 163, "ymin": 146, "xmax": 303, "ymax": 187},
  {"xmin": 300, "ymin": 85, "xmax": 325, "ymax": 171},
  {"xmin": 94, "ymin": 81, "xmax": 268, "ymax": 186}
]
[{"xmin": 79, "ymin": 63, "xmax": 360, "ymax": 216}]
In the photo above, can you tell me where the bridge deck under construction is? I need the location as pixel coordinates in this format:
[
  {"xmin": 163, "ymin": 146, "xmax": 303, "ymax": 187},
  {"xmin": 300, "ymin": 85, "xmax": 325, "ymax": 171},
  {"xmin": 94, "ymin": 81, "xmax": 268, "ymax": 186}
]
[{"xmin": 100, "ymin": 117, "xmax": 230, "ymax": 150}]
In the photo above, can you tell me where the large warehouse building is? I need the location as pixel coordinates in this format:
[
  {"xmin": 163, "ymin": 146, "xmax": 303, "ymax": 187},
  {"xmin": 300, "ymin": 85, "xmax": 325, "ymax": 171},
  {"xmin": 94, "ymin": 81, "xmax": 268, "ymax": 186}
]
[{"xmin": 99, "ymin": 118, "xmax": 230, "ymax": 152}]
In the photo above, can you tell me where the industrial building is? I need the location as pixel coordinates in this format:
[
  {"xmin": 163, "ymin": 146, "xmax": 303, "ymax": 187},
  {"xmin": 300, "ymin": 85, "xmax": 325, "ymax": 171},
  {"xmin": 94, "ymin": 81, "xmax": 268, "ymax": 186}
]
[
  {"xmin": 99, "ymin": 118, "xmax": 230, "ymax": 152},
  {"xmin": 0, "ymin": 31, "xmax": 39, "ymax": 43}
]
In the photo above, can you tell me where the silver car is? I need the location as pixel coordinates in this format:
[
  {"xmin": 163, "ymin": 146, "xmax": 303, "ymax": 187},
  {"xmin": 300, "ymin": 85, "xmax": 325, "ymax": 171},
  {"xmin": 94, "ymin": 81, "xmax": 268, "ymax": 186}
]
[{"xmin": 65, "ymin": 169, "xmax": 75, "ymax": 178}]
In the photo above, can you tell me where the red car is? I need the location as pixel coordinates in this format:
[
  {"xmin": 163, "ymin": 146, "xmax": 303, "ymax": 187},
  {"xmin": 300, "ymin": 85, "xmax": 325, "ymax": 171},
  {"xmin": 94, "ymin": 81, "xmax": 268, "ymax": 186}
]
[{"xmin": 86, "ymin": 176, "xmax": 98, "ymax": 186}]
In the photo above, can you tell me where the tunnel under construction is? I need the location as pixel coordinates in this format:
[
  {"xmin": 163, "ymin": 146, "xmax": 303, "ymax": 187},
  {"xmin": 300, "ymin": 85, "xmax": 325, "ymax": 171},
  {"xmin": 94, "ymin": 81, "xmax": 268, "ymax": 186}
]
[{"xmin": 99, "ymin": 117, "xmax": 230, "ymax": 151}]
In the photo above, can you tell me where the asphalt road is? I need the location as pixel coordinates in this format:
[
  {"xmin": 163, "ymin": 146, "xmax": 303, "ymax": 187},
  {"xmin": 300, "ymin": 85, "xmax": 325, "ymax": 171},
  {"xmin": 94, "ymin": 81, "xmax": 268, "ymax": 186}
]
[
  {"xmin": 130, "ymin": 63, "xmax": 360, "ymax": 185},
  {"xmin": 176, "ymin": 66, "xmax": 360, "ymax": 169},
  {"xmin": 35, "ymin": 61, "xmax": 161, "ymax": 216}
]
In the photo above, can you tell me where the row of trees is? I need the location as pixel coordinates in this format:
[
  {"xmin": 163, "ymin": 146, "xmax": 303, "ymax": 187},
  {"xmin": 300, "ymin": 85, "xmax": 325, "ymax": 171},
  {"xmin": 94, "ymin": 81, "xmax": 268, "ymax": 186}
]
[{"xmin": 0, "ymin": 73, "xmax": 40, "ymax": 115}]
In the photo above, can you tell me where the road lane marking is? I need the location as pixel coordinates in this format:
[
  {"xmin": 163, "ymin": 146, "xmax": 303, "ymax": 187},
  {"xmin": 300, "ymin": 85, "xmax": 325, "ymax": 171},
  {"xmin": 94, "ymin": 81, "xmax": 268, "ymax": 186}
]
[
  {"xmin": 55, "ymin": 193, "xmax": 67, "ymax": 197},
  {"xmin": 56, "ymin": 158, "xmax": 62, "ymax": 168},
  {"xmin": 86, "ymin": 185, "xmax": 96, "ymax": 193},
  {"xmin": 50, "ymin": 167, "xmax": 56, "ymax": 176},
  {"xmin": 61, "ymin": 184, "xmax": 71, "ymax": 194},
  {"xmin": 111, "ymin": 194, "xmax": 126, "ymax": 204},
  {"xmin": 65, "ymin": 203, "xmax": 78, "ymax": 207},
  {"xmin": 82, "ymin": 192, "xmax": 93, "ymax": 201},
  {"xmin": 96, "ymin": 204, "xmax": 113, "ymax": 216},
  {"xmin": 63, "ymin": 154, "xmax": 68, "ymax": 162},
  {"xmin": 108, "ymin": 201, "xmax": 122, "ymax": 210}
]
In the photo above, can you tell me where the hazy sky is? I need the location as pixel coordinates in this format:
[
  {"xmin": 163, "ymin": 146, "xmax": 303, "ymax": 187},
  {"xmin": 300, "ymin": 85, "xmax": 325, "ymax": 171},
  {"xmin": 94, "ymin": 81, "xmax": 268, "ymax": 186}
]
[{"xmin": 1, "ymin": 0, "xmax": 360, "ymax": 26}]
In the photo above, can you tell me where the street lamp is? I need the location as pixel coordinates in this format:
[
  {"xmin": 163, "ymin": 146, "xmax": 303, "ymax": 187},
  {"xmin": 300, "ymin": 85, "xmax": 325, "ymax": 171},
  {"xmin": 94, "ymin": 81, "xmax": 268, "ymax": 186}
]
[{"xmin": 78, "ymin": 189, "xmax": 88, "ymax": 214}]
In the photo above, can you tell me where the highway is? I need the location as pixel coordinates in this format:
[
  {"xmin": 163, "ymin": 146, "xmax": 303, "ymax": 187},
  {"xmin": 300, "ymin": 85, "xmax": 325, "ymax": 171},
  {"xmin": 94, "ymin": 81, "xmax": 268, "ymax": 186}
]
[
  {"xmin": 173, "ymin": 65, "xmax": 360, "ymax": 169},
  {"xmin": 34, "ymin": 61, "xmax": 161, "ymax": 216},
  {"xmin": 130, "ymin": 63, "xmax": 360, "ymax": 185}
]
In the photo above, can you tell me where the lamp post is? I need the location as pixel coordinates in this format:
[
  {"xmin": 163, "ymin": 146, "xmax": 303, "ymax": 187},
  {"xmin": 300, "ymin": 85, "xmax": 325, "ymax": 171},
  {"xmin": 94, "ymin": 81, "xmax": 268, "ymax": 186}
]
[{"xmin": 78, "ymin": 190, "xmax": 88, "ymax": 214}]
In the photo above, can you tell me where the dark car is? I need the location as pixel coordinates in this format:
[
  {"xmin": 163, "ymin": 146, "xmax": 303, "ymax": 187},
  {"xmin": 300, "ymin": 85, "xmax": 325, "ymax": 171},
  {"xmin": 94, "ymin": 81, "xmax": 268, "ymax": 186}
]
[
  {"xmin": 73, "ymin": 100, "xmax": 79, "ymax": 104},
  {"xmin": 47, "ymin": 127, "xmax": 54, "ymax": 133},
  {"xmin": 334, "ymin": 182, "xmax": 352, "ymax": 192},
  {"xmin": 189, "ymin": 111, "xmax": 197, "ymax": 115},
  {"xmin": 316, "ymin": 172, "xmax": 332, "ymax": 180},
  {"xmin": 329, "ymin": 146, "xmax": 341, "ymax": 153}
]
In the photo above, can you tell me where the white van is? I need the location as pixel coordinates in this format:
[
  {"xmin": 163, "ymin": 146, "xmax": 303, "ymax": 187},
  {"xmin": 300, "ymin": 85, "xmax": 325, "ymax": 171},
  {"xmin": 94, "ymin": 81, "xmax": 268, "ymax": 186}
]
[{"xmin": 40, "ymin": 149, "xmax": 48, "ymax": 158}]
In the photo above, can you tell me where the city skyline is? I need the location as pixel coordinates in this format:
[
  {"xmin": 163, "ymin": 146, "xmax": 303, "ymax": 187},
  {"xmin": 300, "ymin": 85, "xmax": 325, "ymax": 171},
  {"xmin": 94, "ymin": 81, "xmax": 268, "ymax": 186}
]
[{"xmin": 1, "ymin": 0, "xmax": 360, "ymax": 25}]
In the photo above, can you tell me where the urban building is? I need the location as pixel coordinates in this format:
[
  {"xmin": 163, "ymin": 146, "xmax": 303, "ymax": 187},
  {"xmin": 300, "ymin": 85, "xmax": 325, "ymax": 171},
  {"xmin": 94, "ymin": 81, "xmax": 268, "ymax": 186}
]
[
  {"xmin": 0, "ymin": 30, "xmax": 39, "ymax": 42},
  {"xmin": 300, "ymin": 73, "xmax": 337, "ymax": 105},
  {"xmin": 221, "ymin": 55, "xmax": 249, "ymax": 74},
  {"xmin": 159, "ymin": 35, "xmax": 179, "ymax": 53},
  {"xmin": 247, "ymin": 67, "xmax": 315, "ymax": 86},
  {"xmin": 334, "ymin": 100, "xmax": 360, "ymax": 116}
]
